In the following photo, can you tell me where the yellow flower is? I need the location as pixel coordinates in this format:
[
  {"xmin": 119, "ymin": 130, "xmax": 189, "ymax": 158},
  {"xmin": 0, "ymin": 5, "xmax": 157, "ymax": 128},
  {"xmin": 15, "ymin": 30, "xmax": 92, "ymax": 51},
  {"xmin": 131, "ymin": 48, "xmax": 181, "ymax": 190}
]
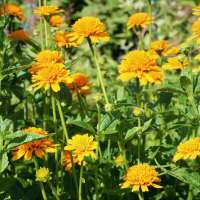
[
  {"xmin": 121, "ymin": 163, "xmax": 162, "ymax": 192},
  {"xmin": 8, "ymin": 30, "xmax": 29, "ymax": 42},
  {"xmin": 118, "ymin": 50, "xmax": 164, "ymax": 85},
  {"xmin": 132, "ymin": 107, "xmax": 142, "ymax": 116},
  {"xmin": 70, "ymin": 16, "xmax": 110, "ymax": 44},
  {"xmin": 0, "ymin": 3, "xmax": 25, "ymax": 21},
  {"xmin": 192, "ymin": 19, "xmax": 200, "ymax": 40},
  {"xmin": 66, "ymin": 73, "xmax": 92, "ymax": 95},
  {"xmin": 114, "ymin": 154, "xmax": 125, "ymax": 167},
  {"xmin": 173, "ymin": 137, "xmax": 200, "ymax": 162},
  {"xmin": 150, "ymin": 40, "xmax": 179, "ymax": 57},
  {"xmin": 163, "ymin": 57, "xmax": 188, "ymax": 71},
  {"xmin": 32, "ymin": 63, "xmax": 69, "ymax": 92},
  {"xmin": 29, "ymin": 50, "xmax": 64, "ymax": 74},
  {"xmin": 34, "ymin": 6, "xmax": 61, "ymax": 16},
  {"xmin": 12, "ymin": 127, "xmax": 55, "ymax": 161},
  {"xmin": 54, "ymin": 31, "xmax": 81, "ymax": 48},
  {"xmin": 193, "ymin": 5, "xmax": 200, "ymax": 16},
  {"xmin": 127, "ymin": 12, "xmax": 150, "ymax": 29},
  {"xmin": 194, "ymin": 53, "xmax": 200, "ymax": 61},
  {"xmin": 36, "ymin": 167, "xmax": 50, "ymax": 182},
  {"xmin": 49, "ymin": 15, "xmax": 62, "ymax": 27},
  {"xmin": 64, "ymin": 134, "xmax": 97, "ymax": 165}
]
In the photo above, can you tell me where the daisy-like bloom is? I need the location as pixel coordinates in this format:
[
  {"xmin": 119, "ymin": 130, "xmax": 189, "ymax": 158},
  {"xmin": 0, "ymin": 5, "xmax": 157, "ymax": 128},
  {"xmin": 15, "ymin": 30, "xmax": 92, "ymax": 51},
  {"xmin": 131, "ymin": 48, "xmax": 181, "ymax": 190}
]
[
  {"xmin": 70, "ymin": 16, "xmax": 110, "ymax": 44},
  {"xmin": 193, "ymin": 5, "xmax": 200, "ymax": 16},
  {"xmin": 118, "ymin": 50, "xmax": 164, "ymax": 85},
  {"xmin": 0, "ymin": 3, "xmax": 24, "ymax": 21},
  {"xmin": 49, "ymin": 15, "xmax": 62, "ymax": 27},
  {"xmin": 64, "ymin": 134, "xmax": 97, "ymax": 165},
  {"xmin": 34, "ymin": 6, "xmax": 61, "ymax": 16},
  {"xmin": 114, "ymin": 154, "xmax": 126, "ymax": 167},
  {"xmin": 12, "ymin": 127, "xmax": 55, "ymax": 161},
  {"xmin": 66, "ymin": 73, "xmax": 92, "ymax": 95},
  {"xmin": 127, "ymin": 12, "xmax": 150, "ymax": 29},
  {"xmin": 32, "ymin": 63, "xmax": 69, "ymax": 92},
  {"xmin": 36, "ymin": 167, "xmax": 51, "ymax": 182},
  {"xmin": 163, "ymin": 57, "xmax": 188, "ymax": 71},
  {"xmin": 54, "ymin": 31, "xmax": 81, "ymax": 48},
  {"xmin": 192, "ymin": 19, "xmax": 200, "ymax": 40},
  {"xmin": 150, "ymin": 40, "xmax": 179, "ymax": 57},
  {"xmin": 121, "ymin": 163, "xmax": 162, "ymax": 192},
  {"xmin": 8, "ymin": 30, "xmax": 29, "ymax": 42},
  {"xmin": 173, "ymin": 137, "xmax": 200, "ymax": 162},
  {"xmin": 29, "ymin": 50, "xmax": 64, "ymax": 74}
]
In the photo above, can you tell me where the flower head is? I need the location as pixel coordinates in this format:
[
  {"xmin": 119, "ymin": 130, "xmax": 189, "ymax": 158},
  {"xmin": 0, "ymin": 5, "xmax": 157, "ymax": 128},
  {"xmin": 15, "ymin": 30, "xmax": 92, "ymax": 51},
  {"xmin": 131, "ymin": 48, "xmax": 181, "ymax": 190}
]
[
  {"xmin": 127, "ymin": 12, "xmax": 150, "ymax": 29},
  {"xmin": 36, "ymin": 167, "xmax": 51, "ymax": 182},
  {"xmin": 114, "ymin": 154, "xmax": 126, "ymax": 167},
  {"xmin": 64, "ymin": 134, "xmax": 97, "ymax": 165},
  {"xmin": 12, "ymin": 127, "xmax": 55, "ymax": 161},
  {"xmin": 70, "ymin": 16, "xmax": 110, "ymax": 44},
  {"xmin": 163, "ymin": 57, "xmax": 188, "ymax": 71},
  {"xmin": 34, "ymin": 6, "xmax": 61, "ymax": 16},
  {"xmin": 193, "ymin": 5, "xmax": 200, "ymax": 16},
  {"xmin": 173, "ymin": 137, "xmax": 200, "ymax": 162},
  {"xmin": 66, "ymin": 73, "xmax": 92, "ymax": 95},
  {"xmin": 29, "ymin": 50, "xmax": 64, "ymax": 74},
  {"xmin": 132, "ymin": 107, "xmax": 142, "ymax": 116},
  {"xmin": 49, "ymin": 15, "xmax": 62, "ymax": 27},
  {"xmin": 54, "ymin": 31, "xmax": 82, "ymax": 48},
  {"xmin": 32, "ymin": 63, "xmax": 69, "ymax": 92},
  {"xmin": 192, "ymin": 19, "xmax": 200, "ymax": 41},
  {"xmin": 150, "ymin": 40, "xmax": 179, "ymax": 57},
  {"xmin": 118, "ymin": 50, "xmax": 164, "ymax": 85},
  {"xmin": 0, "ymin": 3, "xmax": 24, "ymax": 21},
  {"xmin": 8, "ymin": 30, "xmax": 29, "ymax": 42},
  {"xmin": 121, "ymin": 163, "xmax": 162, "ymax": 192}
]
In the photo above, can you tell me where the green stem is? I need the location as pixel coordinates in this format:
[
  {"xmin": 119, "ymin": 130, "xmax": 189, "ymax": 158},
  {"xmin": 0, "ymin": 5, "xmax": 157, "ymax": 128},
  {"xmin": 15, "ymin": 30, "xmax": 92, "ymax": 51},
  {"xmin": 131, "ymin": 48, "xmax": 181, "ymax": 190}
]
[
  {"xmin": 33, "ymin": 158, "xmax": 47, "ymax": 200},
  {"xmin": 48, "ymin": 182, "xmax": 60, "ymax": 200},
  {"xmin": 87, "ymin": 38, "xmax": 109, "ymax": 105},
  {"xmin": 187, "ymin": 185, "xmax": 193, "ymax": 200},
  {"xmin": 39, "ymin": 0, "xmax": 44, "ymax": 49},
  {"xmin": 138, "ymin": 191, "xmax": 144, "ymax": 200},
  {"xmin": 56, "ymin": 99, "xmax": 69, "ymax": 141},
  {"xmin": 78, "ymin": 165, "xmax": 84, "ymax": 200}
]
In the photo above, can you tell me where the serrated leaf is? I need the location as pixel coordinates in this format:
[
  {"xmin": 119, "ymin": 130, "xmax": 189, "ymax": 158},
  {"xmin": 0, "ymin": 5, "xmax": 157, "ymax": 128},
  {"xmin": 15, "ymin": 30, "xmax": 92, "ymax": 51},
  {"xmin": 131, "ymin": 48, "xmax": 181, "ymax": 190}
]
[{"xmin": 0, "ymin": 152, "xmax": 8, "ymax": 173}]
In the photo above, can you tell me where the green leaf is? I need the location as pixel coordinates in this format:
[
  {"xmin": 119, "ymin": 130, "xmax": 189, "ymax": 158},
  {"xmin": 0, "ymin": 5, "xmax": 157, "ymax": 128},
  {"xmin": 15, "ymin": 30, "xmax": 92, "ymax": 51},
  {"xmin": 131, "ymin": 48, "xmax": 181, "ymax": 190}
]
[
  {"xmin": 142, "ymin": 119, "xmax": 152, "ymax": 132},
  {"xmin": 125, "ymin": 127, "xmax": 141, "ymax": 141},
  {"xmin": 0, "ymin": 152, "xmax": 8, "ymax": 173},
  {"xmin": 5, "ymin": 132, "xmax": 50, "ymax": 151},
  {"xmin": 180, "ymin": 76, "xmax": 192, "ymax": 93},
  {"xmin": 67, "ymin": 120, "xmax": 95, "ymax": 134}
]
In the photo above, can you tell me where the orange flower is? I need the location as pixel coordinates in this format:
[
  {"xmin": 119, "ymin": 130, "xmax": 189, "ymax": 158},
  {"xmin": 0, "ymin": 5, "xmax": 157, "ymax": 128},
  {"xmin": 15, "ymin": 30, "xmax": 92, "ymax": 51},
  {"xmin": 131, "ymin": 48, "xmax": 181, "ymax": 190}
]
[
  {"xmin": 64, "ymin": 134, "xmax": 97, "ymax": 165},
  {"xmin": 54, "ymin": 31, "xmax": 81, "ymax": 48},
  {"xmin": 32, "ymin": 63, "xmax": 69, "ymax": 92},
  {"xmin": 193, "ymin": 5, "xmax": 200, "ymax": 16},
  {"xmin": 118, "ymin": 50, "xmax": 164, "ymax": 85},
  {"xmin": 49, "ymin": 15, "xmax": 62, "ymax": 27},
  {"xmin": 66, "ymin": 73, "xmax": 92, "ymax": 95},
  {"xmin": 12, "ymin": 127, "xmax": 55, "ymax": 161},
  {"xmin": 173, "ymin": 137, "xmax": 200, "ymax": 162},
  {"xmin": 192, "ymin": 19, "xmax": 200, "ymax": 40},
  {"xmin": 8, "ymin": 30, "xmax": 29, "ymax": 41},
  {"xmin": 163, "ymin": 57, "xmax": 188, "ymax": 71},
  {"xmin": 29, "ymin": 50, "xmax": 64, "ymax": 74},
  {"xmin": 121, "ymin": 163, "xmax": 162, "ymax": 192},
  {"xmin": 34, "ymin": 6, "xmax": 61, "ymax": 16},
  {"xmin": 150, "ymin": 40, "xmax": 179, "ymax": 57},
  {"xmin": 127, "ymin": 12, "xmax": 150, "ymax": 29},
  {"xmin": 70, "ymin": 16, "xmax": 110, "ymax": 44},
  {"xmin": 0, "ymin": 3, "xmax": 24, "ymax": 21}
]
